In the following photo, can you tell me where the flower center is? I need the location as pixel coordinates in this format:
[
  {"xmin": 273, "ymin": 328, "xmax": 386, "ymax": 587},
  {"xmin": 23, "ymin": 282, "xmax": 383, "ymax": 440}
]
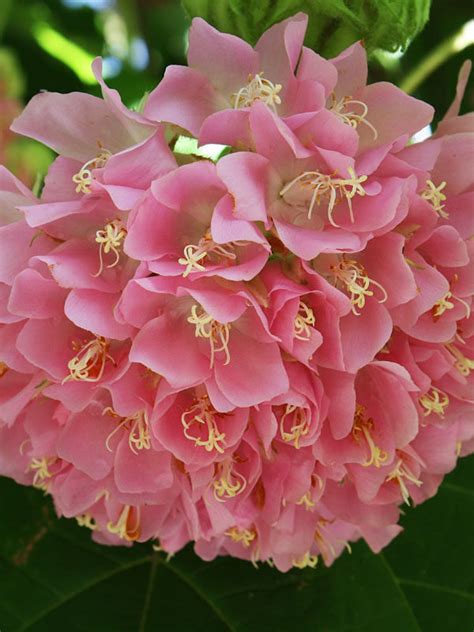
[
  {"xmin": 178, "ymin": 229, "xmax": 241, "ymax": 278},
  {"xmin": 293, "ymin": 301, "xmax": 316, "ymax": 341},
  {"xmin": 279, "ymin": 167, "xmax": 367, "ymax": 227},
  {"xmin": 352, "ymin": 404, "xmax": 388, "ymax": 468},
  {"xmin": 329, "ymin": 94, "xmax": 378, "ymax": 139},
  {"xmin": 232, "ymin": 73, "xmax": 282, "ymax": 112},
  {"xmin": 331, "ymin": 257, "xmax": 388, "ymax": 315},
  {"xmin": 187, "ymin": 304, "xmax": 231, "ymax": 368},
  {"xmin": 418, "ymin": 387, "xmax": 449, "ymax": 418},
  {"xmin": 386, "ymin": 458, "xmax": 422, "ymax": 505},
  {"xmin": 93, "ymin": 219, "xmax": 127, "ymax": 277},
  {"xmin": 225, "ymin": 526, "xmax": 256, "ymax": 547},
  {"xmin": 63, "ymin": 336, "xmax": 113, "ymax": 383},
  {"xmin": 293, "ymin": 551, "xmax": 319, "ymax": 569},
  {"xmin": 28, "ymin": 456, "xmax": 57, "ymax": 491},
  {"xmin": 104, "ymin": 407, "xmax": 151, "ymax": 454},
  {"xmin": 181, "ymin": 396, "xmax": 226, "ymax": 453},
  {"xmin": 72, "ymin": 148, "xmax": 112, "ymax": 194},
  {"xmin": 445, "ymin": 343, "xmax": 474, "ymax": 377},
  {"xmin": 421, "ymin": 180, "xmax": 448, "ymax": 218},
  {"xmin": 107, "ymin": 505, "xmax": 141, "ymax": 541},
  {"xmin": 213, "ymin": 459, "xmax": 247, "ymax": 501},
  {"xmin": 279, "ymin": 403, "xmax": 310, "ymax": 449}
]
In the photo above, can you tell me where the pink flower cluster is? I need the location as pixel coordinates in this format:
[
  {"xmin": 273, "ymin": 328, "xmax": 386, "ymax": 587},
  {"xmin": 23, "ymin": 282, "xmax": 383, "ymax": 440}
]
[{"xmin": 1, "ymin": 14, "xmax": 473, "ymax": 571}]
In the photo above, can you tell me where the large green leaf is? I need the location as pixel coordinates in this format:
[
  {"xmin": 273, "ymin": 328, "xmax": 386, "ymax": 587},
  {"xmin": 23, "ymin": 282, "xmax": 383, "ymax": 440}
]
[
  {"xmin": 1, "ymin": 457, "xmax": 473, "ymax": 631},
  {"xmin": 181, "ymin": 0, "xmax": 431, "ymax": 56}
]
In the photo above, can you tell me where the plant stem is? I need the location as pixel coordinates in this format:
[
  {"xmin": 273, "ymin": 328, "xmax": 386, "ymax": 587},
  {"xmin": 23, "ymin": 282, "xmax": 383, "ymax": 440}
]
[{"xmin": 401, "ymin": 20, "xmax": 474, "ymax": 94}]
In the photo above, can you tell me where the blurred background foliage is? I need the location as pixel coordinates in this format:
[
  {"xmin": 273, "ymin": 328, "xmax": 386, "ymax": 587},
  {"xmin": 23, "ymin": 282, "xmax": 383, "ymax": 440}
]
[{"xmin": 1, "ymin": 0, "xmax": 473, "ymax": 127}]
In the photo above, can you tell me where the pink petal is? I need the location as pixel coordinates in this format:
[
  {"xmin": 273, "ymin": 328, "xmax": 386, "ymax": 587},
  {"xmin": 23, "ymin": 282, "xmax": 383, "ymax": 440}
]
[
  {"xmin": 145, "ymin": 66, "xmax": 223, "ymax": 136},
  {"xmin": 64, "ymin": 289, "xmax": 134, "ymax": 340},
  {"xmin": 130, "ymin": 314, "xmax": 211, "ymax": 389},
  {"xmin": 189, "ymin": 18, "xmax": 258, "ymax": 94},
  {"xmin": 214, "ymin": 329, "xmax": 288, "ymax": 407}
]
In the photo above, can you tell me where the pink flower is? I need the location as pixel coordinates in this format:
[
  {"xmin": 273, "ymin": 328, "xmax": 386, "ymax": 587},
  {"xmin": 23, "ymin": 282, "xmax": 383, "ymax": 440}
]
[{"xmin": 145, "ymin": 14, "xmax": 327, "ymax": 139}]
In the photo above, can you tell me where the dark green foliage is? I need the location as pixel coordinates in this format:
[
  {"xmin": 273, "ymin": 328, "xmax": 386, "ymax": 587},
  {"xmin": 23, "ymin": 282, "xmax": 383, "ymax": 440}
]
[
  {"xmin": 182, "ymin": 0, "xmax": 431, "ymax": 55},
  {"xmin": 0, "ymin": 457, "xmax": 473, "ymax": 631}
]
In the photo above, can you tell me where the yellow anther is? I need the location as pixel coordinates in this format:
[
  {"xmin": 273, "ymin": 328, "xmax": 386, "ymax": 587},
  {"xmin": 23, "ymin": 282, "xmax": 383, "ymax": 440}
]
[
  {"xmin": 279, "ymin": 404, "xmax": 310, "ymax": 449},
  {"xmin": 181, "ymin": 396, "xmax": 226, "ymax": 454},
  {"xmin": 232, "ymin": 73, "xmax": 282, "ymax": 112},
  {"xmin": 279, "ymin": 167, "xmax": 368, "ymax": 226},
  {"xmin": 386, "ymin": 459, "xmax": 423, "ymax": 505},
  {"xmin": 296, "ymin": 491, "xmax": 315, "ymax": 510},
  {"xmin": 187, "ymin": 304, "xmax": 231, "ymax": 368},
  {"xmin": 455, "ymin": 441, "xmax": 462, "ymax": 456},
  {"xmin": 178, "ymin": 230, "xmax": 242, "ymax": 277},
  {"xmin": 352, "ymin": 404, "xmax": 388, "ymax": 468},
  {"xmin": 329, "ymin": 94, "xmax": 378, "ymax": 139},
  {"xmin": 445, "ymin": 343, "xmax": 474, "ymax": 377},
  {"xmin": 72, "ymin": 148, "xmax": 112, "ymax": 194},
  {"xmin": 107, "ymin": 505, "xmax": 140, "ymax": 541},
  {"xmin": 213, "ymin": 459, "xmax": 247, "ymax": 502},
  {"xmin": 293, "ymin": 551, "xmax": 319, "ymax": 569},
  {"xmin": 225, "ymin": 526, "xmax": 256, "ymax": 547},
  {"xmin": 93, "ymin": 219, "xmax": 127, "ymax": 277},
  {"xmin": 419, "ymin": 387, "xmax": 449, "ymax": 418},
  {"xmin": 28, "ymin": 457, "xmax": 57, "ymax": 491},
  {"xmin": 0, "ymin": 361, "xmax": 8, "ymax": 377},
  {"xmin": 63, "ymin": 336, "xmax": 113, "ymax": 384},
  {"xmin": 293, "ymin": 301, "xmax": 316, "ymax": 341},
  {"xmin": 76, "ymin": 514, "xmax": 97, "ymax": 531},
  {"xmin": 104, "ymin": 407, "xmax": 151, "ymax": 455},
  {"xmin": 331, "ymin": 257, "xmax": 388, "ymax": 315},
  {"xmin": 421, "ymin": 180, "xmax": 448, "ymax": 218}
]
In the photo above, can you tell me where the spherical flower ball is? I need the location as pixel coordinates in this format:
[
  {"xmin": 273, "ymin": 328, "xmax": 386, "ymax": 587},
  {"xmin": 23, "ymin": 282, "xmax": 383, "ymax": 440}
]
[{"xmin": 0, "ymin": 14, "xmax": 473, "ymax": 572}]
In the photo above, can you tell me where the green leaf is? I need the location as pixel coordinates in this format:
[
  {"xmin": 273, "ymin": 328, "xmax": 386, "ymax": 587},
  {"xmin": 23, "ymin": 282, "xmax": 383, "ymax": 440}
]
[
  {"xmin": 181, "ymin": 0, "xmax": 432, "ymax": 56},
  {"xmin": 1, "ymin": 457, "xmax": 473, "ymax": 631}
]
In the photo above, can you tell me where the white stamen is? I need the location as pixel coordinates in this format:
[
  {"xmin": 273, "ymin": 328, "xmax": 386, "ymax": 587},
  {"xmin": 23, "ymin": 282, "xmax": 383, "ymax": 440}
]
[
  {"xmin": 386, "ymin": 458, "xmax": 422, "ymax": 505},
  {"xmin": 421, "ymin": 180, "xmax": 448, "ymax": 218},
  {"xmin": 225, "ymin": 526, "xmax": 256, "ymax": 547},
  {"xmin": 232, "ymin": 73, "xmax": 282, "ymax": 112},
  {"xmin": 293, "ymin": 301, "xmax": 316, "ymax": 341},
  {"xmin": 181, "ymin": 396, "xmax": 226, "ymax": 453},
  {"xmin": 279, "ymin": 167, "xmax": 367, "ymax": 226},
  {"xmin": 432, "ymin": 291, "xmax": 470, "ymax": 319},
  {"xmin": 331, "ymin": 257, "xmax": 388, "ymax": 315},
  {"xmin": 187, "ymin": 305, "xmax": 231, "ymax": 368},
  {"xmin": 93, "ymin": 219, "xmax": 127, "ymax": 277},
  {"xmin": 329, "ymin": 94, "xmax": 378, "ymax": 139},
  {"xmin": 104, "ymin": 407, "xmax": 151, "ymax": 455},
  {"xmin": 63, "ymin": 336, "xmax": 114, "ymax": 383},
  {"xmin": 72, "ymin": 148, "xmax": 112, "ymax": 194},
  {"xmin": 279, "ymin": 404, "xmax": 310, "ymax": 449},
  {"xmin": 419, "ymin": 387, "xmax": 449, "ymax": 418},
  {"xmin": 178, "ymin": 230, "xmax": 242, "ymax": 277},
  {"xmin": 107, "ymin": 505, "xmax": 140, "ymax": 541},
  {"xmin": 213, "ymin": 459, "xmax": 247, "ymax": 501},
  {"xmin": 352, "ymin": 404, "xmax": 388, "ymax": 468}
]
